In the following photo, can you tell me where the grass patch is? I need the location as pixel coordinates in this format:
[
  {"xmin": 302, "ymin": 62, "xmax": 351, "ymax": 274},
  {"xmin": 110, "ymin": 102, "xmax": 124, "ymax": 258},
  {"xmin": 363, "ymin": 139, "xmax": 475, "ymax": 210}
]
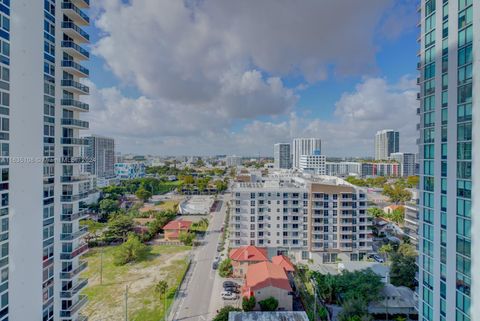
[{"xmin": 81, "ymin": 244, "xmax": 191, "ymax": 321}]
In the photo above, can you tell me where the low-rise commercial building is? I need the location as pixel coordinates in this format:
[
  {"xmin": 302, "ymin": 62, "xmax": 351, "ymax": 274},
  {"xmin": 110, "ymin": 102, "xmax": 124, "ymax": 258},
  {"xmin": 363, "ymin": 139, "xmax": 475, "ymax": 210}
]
[
  {"xmin": 230, "ymin": 174, "xmax": 373, "ymax": 263},
  {"xmin": 114, "ymin": 162, "xmax": 146, "ymax": 179},
  {"xmin": 229, "ymin": 246, "xmax": 269, "ymax": 277}
]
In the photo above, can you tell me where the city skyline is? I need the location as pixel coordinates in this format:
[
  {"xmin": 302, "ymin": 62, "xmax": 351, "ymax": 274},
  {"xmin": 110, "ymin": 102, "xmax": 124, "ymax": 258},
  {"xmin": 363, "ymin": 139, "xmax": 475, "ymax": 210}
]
[{"xmin": 84, "ymin": 0, "xmax": 419, "ymax": 156}]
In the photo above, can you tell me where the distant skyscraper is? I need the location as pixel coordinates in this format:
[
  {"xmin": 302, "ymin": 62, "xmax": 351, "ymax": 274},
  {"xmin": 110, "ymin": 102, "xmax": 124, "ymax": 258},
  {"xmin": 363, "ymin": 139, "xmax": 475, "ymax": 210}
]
[
  {"xmin": 374, "ymin": 129, "xmax": 399, "ymax": 160},
  {"xmin": 84, "ymin": 136, "xmax": 115, "ymax": 178},
  {"xmin": 9, "ymin": 1, "xmax": 92, "ymax": 320},
  {"xmin": 418, "ymin": 1, "xmax": 478, "ymax": 321},
  {"xmin": 292, "ymin": 138, "xmax": 321, "ymax": 169},
  {"xmin": 390, "ymin": 152, "xmax": 416, "ymax": 177},
  {"xmin": 273, "ymin": 143, "xmax": 291, "ymax": 169}
]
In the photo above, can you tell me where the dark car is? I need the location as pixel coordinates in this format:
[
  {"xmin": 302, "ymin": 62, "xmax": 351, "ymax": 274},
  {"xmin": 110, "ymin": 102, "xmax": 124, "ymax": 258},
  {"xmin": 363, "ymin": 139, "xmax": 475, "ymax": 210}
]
[
  {"xmin": 224, "ymin": 286, "xmax": 240, "ymax": 294},
  {"xmin": 212, "ymin": 261, "xmax": 219, "ymax": 270},
  {"xmin": 223, "ymin": 281, "xmax": 238, "ymax": 288}
]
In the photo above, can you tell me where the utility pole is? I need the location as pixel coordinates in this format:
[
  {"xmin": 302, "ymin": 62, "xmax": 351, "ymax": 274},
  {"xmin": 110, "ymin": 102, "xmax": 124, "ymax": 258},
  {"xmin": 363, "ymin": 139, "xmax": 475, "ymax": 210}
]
[
  {"xmin": 100, "ymin": 248, "xmax": 103, "ymax": 285},
  {"xmin": 125, "ymin": 284, "xmax": 129, "ymax": 321}
]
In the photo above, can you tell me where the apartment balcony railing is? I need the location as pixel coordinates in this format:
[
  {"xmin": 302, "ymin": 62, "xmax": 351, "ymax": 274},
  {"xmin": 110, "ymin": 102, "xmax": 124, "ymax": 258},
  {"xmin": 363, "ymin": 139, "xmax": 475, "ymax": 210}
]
[
  {"xmin": 61, "ymin": 137, "xmax": 89, "ymax": 146},
  {"xmin": 60, "ymin": 243, "xmax": 89, "ymax": 260},
  {"xmin": 61, "ymin": 209, "xmax": 89, "ymax": 222},
  {"xmin": 61, "ymin": 191, "xmax": 90, "ymax": 202},
  {"xmin": 61, "ymin": 226, "xmax": 88, "ymax": 241},
  {"xmin": 62, "ymin": 22, "xmax": 89, "ymax": 43},
  {"xmin": 61, "ymin": 118, "xmax": 89, "ymax": 129},
  {"xmin": 60, "ymin": 294, "xmax": 88, "ymax": 318},
  {"xmin": 61, "ymin": 60, "xmax": 89, "ymax": 77},
  {"xmin": 60, "ymin": 278, "xmax": 89, "ymax": 298},
  {"xmin": 61, "ymin": 79, "xmax": 90, "ymax": 95},
  {"xmin": 61, "ymin": 41, "xmax": 89, "ymax": 60},
  {"xmin": 61, "ymin": 98, "xmax": 89, "ymax": 112},
  {"xmin": 72, "ymin": 0, "xmax": 90, "ymax": 9},
  {"xmin": 62, "ymin": 2, "xmax": 89, "ymax": 25},
  {"xmin": 61, "ymin": 175, "xmax": 91, "ymax": 183},
  {"xmin": 60, "ymin": 261, "xmax": 88, "ymax": 280}
]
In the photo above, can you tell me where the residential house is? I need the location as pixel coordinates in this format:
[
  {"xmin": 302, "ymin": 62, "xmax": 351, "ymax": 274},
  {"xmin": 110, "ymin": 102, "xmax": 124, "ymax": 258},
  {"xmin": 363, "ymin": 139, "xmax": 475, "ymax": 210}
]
[
  {"xmin": 242, "ymin": 261, "xmax": 293, "ymax": 311},
  {"xmin": 229, "ymin": 246, "xmax": 269, "ymax": 277},
  {"xmin": 163, "ymin": 219, "xmax": 192, "ymax": 241}
]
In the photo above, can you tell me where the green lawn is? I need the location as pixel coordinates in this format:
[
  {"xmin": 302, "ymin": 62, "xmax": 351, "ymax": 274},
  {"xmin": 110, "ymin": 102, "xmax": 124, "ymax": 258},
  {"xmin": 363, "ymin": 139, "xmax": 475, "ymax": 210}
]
[
  {"xmin": 157, "ymin": 181, "xmax": 182, "ymax": 194},
  {"xmin": 81, "ymin": 244, "xmax": 191, "ymax": 321}
]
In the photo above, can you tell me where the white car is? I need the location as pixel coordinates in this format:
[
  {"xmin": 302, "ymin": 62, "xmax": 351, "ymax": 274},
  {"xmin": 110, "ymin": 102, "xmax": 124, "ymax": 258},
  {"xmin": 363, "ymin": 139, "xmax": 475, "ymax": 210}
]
[{"xmin": 221, "ymin": 291, "xmax": 237, "ymax": 300}]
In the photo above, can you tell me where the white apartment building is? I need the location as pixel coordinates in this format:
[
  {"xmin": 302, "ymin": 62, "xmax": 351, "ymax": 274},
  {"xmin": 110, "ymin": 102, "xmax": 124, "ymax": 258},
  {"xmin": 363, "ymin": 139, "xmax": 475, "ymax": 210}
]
[
  {"xmin": 84, "ymin": 135, "xmax": 115, "ymax": 178},
  {"xmin": 326, "ymin": 162, "xmax": 362, "ymax": 177},
  {"xmin": 230, "ymin": 174, "xmax": 372, "ymax": 263},
  {"xmin": 292, "ymin": 138, "xmax": 321, "ymax": 169},
  {"xmin": 374, "ymin": 129, "xmax": 400, "ymax": 160},
  {"xmin": 273, "ymin": 143, "xmax": 291, "ymax": 169},
  {"xmin": 389, "ymin": 152, "xmax": 416, "ymax": 177},
  {"xmin": 226, "ymin": 155, "xmax": 243, "ymax": 167},
  {"xmin": 299, "ymin": 155, "xmax": 326, "ymax": 175},
  {"xmin": 10, "ymin": 1, "xmax": 92, "ymax": 320}
]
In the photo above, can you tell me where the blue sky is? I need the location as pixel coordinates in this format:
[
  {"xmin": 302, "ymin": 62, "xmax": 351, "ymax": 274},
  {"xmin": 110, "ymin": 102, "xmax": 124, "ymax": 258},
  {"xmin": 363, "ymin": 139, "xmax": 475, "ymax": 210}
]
[{"xmin": 85, "ymin": 0, "xmax": 420, "ymax": 157}]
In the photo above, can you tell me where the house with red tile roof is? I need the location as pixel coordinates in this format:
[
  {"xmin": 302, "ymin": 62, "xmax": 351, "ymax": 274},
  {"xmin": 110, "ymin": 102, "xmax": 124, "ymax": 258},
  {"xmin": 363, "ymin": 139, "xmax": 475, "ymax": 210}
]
[
  {"xmin": 229, "ymin": 246, "xmax": 269, "ymax": 277},
  {"xmin": 242, "ymin": 261, "xmax": 293, "ymax": 311},
  {"xmin": 163, "ymin": 219, "xmax": 192, "ymax": 240},
  {"xmin": 271, "ymin": 255, "xmax": 295, "ymax": 273}
]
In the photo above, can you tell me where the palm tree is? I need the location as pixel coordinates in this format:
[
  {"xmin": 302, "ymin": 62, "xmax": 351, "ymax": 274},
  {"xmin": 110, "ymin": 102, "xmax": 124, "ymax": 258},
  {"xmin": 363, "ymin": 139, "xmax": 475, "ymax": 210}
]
[{"xmin": 155, "ymin": 280, "xmax": 169, "ymax": 320}]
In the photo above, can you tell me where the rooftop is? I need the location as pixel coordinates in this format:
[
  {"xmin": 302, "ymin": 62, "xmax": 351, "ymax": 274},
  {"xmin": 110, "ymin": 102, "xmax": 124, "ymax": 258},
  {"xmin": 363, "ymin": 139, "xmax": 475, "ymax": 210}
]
[
  {"xmin": 162, "ymin": 219, "xmax": 192, "ymax": 231},
  {"xmin": 244, "ymin": 261, "xmax": 292, "ymax": 293},
  {"xmin": 271, "ymin": 255, "xmax": 295, "ymax": 272},
  {"xmin": 229, "ymin": 246, "xmax": 268, "ymax": 262}
]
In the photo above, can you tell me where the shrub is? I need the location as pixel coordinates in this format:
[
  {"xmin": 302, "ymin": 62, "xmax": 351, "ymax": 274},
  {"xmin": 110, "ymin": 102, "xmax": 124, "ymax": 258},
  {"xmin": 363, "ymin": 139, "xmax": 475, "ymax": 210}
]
[
  {"xmin": 258, "ymin": 297, "xmax": 278, "ymax": 311},
  {"xmin": 178, "ymin": 231, "xmax": 195, "ymax": 246},
  {"xmin": 242, "ymin": 296, "xmax": 256, "ymax": 311},
  {"xmin": 218, "ymin": 258, "xmax": 233, "ymax": 278},
  {"xmin": 113, "ymin": 234, "xmax": 149, "ymax": 265},
  {"xmin": 212, "ymin": 306, "xmax": 241, "ymax": 321}
]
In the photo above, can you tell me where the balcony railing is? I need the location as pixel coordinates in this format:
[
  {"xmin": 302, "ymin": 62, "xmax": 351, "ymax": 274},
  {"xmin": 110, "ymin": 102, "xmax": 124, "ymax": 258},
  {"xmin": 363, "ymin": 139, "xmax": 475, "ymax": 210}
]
[
  {"xmin": 61, "ymin": 174, "xmax": 90, "ymax": 183},
  {"xmin": 61, "ymin": 60, "xmax": 89, "ymax": 77},
  {"xmin": 60, "ymin": 243, "xmax": 89, "ymax": 260},
  {"xmin": 61, "ymin": 209, "xmax": 89, "ymax": 222},
  {"xmin": 61, "ymin": 226, "xmax": 88, "ymax": 241},
  {"xmin": 72, "ymin": 0, "xmax": 90, "ymax": 8},
  {"xmin": 61, "ymin": 137, "xmax": 89, "ymax": 146},
  {"xmin": 60, "ymin": 261, "xmax": 88, "ymax": 280},
  {"xmin": 60, "ymin": 294, "xmax": 88, "ymax": 318},
  {"xmin": 61, "ymin": 41, "xmax": 89, "ymax": 60},
  {"xmin": 61, "ymin": 191, "xmax": 90, "ymax": 202},
  {"xmin": 62, "ymin": 2, "xmax": 89, "ymax": 25},
  {"xmin": 62, "ymin": 22, "xmax": 89, "ymax": 43},
  {"xmin": 60, "ymin": 278, "xmax": 89, "ymax": 298},
  {"xmin": 62, "ymin": 118, "xmax": 89, "ymax": 129},
  {"xmin": 61, "ymin": 98, "xmax": 89, "ymax": 112},
  {"xmin": 61, "ymin": 79, "xmax": 90, "ymax": 95}
]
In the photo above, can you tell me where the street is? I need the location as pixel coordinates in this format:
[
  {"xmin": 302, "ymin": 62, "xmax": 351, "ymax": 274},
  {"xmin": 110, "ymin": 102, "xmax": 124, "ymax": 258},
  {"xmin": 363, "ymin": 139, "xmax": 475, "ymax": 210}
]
[{"xmin": 170, "ymin": 195, "xmax": 230, "ymax": 321}]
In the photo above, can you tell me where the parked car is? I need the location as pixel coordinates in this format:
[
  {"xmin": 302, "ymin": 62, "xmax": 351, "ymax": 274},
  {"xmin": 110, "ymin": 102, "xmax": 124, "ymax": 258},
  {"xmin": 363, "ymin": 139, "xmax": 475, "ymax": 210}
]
[
  {"xmin": 223, "ymin": 281, "xmax": 239, "ymax": 288},
  {"xmin": 224, "ymin": 286, "xmax": 240, "ymax": 294},
  {"xmin": 212, "ymin": 261, "xmax": 219, "ymax": 270},
  {"xmin": 221, "ymin": 291, "xmax": 237, "ymax": 300},
  {"xmin": 372, "ymin": 254, "xmax": 384, "ymax": 263}
]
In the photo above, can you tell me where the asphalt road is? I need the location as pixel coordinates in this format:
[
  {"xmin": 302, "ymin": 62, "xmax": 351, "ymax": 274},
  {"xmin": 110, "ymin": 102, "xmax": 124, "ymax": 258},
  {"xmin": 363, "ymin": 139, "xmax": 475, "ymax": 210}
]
[{"xmin": 171, "ymin": 195, "xmax": 229, "ymax": 321}]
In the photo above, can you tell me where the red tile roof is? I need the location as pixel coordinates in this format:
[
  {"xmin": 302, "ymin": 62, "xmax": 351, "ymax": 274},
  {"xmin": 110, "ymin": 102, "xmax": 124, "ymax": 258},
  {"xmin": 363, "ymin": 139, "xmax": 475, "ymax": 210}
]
[
  {"xmin": 229, "ymin": 246, "xmax": 268, "ymax": 262},
  {"xmin": 162, "ymin": 219, "xmax": 192, "ymax": 231},
  {"xmin": 244, "ymin": 261, "xmax": 292, "ymax": 294},
  {"xmin": 272, "ymin": 255, "xmax": 295, "ymax": 272}
]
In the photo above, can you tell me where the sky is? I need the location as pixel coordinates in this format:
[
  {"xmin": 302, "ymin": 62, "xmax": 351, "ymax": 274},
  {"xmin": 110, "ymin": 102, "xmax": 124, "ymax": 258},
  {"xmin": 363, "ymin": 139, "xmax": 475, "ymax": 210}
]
[{"xmin": 84, "ymin": 0, "xmax": 420, "ymax": 157}]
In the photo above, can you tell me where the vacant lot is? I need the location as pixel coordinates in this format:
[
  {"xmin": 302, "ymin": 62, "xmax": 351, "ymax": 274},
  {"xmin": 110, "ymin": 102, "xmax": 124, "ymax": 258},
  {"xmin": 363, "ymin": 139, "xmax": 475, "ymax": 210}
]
[{"xmin": 81, "ymin": 244, "xmax": 191, "ymax": 321}]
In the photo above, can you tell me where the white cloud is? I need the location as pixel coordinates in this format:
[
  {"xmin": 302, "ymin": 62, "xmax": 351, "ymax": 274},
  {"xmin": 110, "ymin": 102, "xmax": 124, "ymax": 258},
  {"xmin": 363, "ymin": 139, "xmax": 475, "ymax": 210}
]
[{"xmin": 86, "ymin": 77, "xmax": 418, "ymax": 156}]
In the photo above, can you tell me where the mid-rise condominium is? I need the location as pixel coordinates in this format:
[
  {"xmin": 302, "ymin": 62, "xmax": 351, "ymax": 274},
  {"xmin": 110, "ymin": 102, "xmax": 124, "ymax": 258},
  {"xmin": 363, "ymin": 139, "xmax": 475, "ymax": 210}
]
[
  {"xmin": 230, "ymin": 173, "xmax": 372, "ymax": 263},
  {"xmin": 292, "ymin": 138, "xmax": 322, "ymax": 169},
  {"xmin": 273, "ymin": 143, "xmax": 291, "ymax": 169},
  {"xmin": 299, "ymin": 154, "xmax": 326, "ymax": 175},
  {"xmin": 374, "ymin": 129, "xmax": 399, "ymax": 160},
  {"xmin": 9, "ymin": 1, "xmax": 92, "ymax": 320},
  {"xmin": 84, "ymin": 135, "xmax": 115, "ymax": 178},
  {"xmin": 390, "ymin": 152, "xmax": 417, "ymax": 177},
  {"xmin": 418, "ymin": 1, "xmax": 478, "ymax": 320}
]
